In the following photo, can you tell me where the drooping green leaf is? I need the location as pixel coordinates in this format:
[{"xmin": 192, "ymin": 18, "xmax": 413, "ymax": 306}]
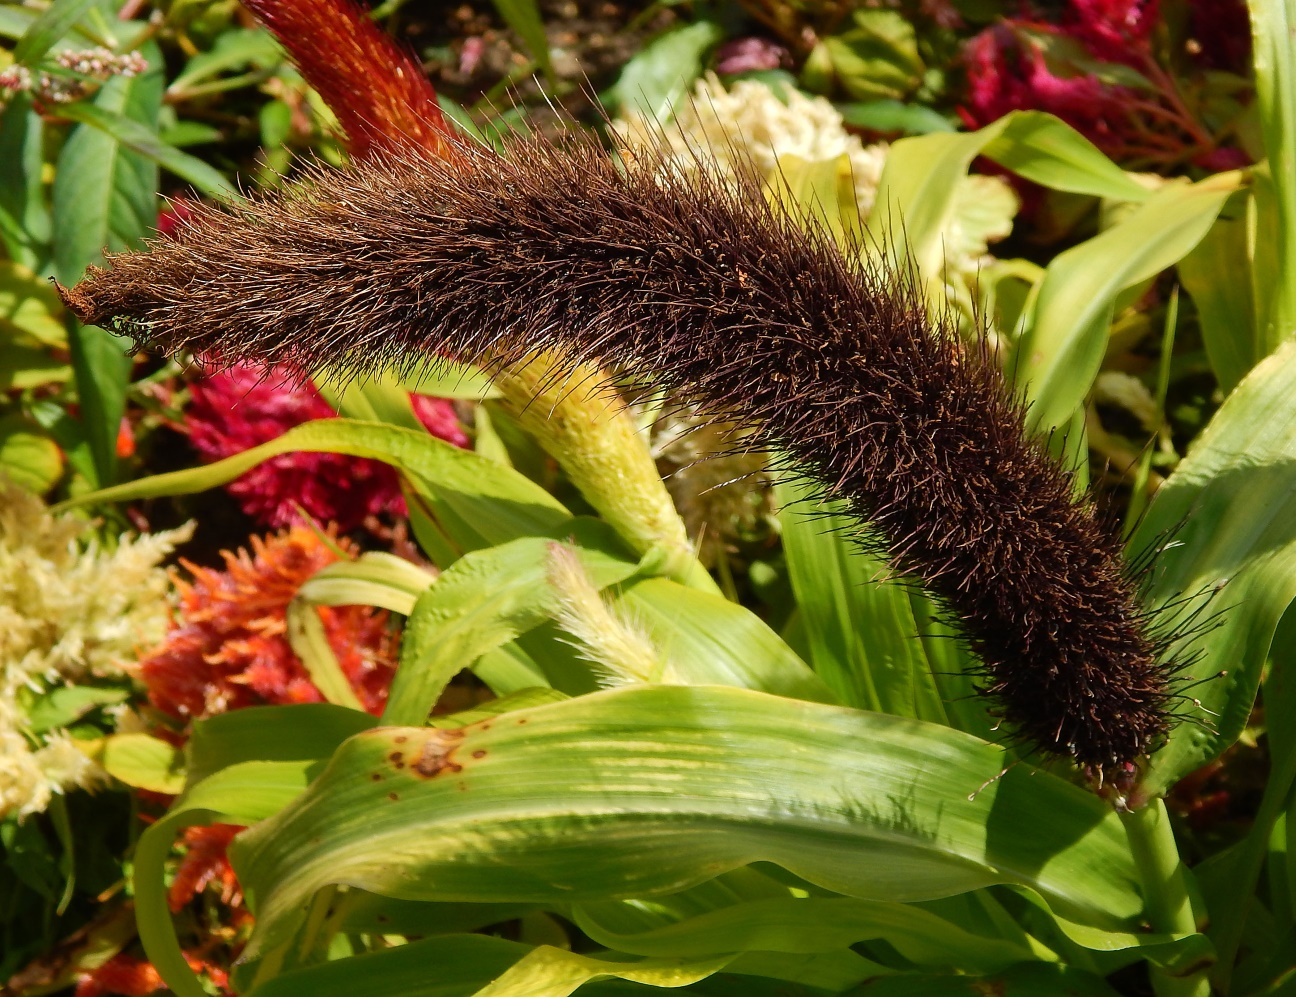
[
  {"xmin": 870, "ymin": 112, "xmax": 1148, "ymax": 286},
  {"xmin": 297, "ymin": 551, "xmax": 434, "ymax": 615},
  {"xmin": 980, "ymin": 112, "xmax": 1153, "ymax": 203},
  {"xmin": 284, "ymin": 599, "xmax": 366, "ymax": 711},
  {"xmin": 382, "ymin": 523, "xmax": 640, "ymax": 726},
  {"xmin": 572, "ymin": 896, "xmax": 1038, "ymax": 973},
  {"xmin": 135, "ymin": 762, "xmax": 324, "ymax": 997},
  {"xmin": 231, "ymin": 685, "xmax": 1148, "ymax": 965},
  {"xmin": 1012, "ymin": 175, "xmax": 1238, "ymax": 431},
  {"xmin": 53, "ymin": 419, "xmax": 572, "ymax": 551},
  {"xmin": 1132, "ymin": 337, "xmax": 1296, "ymax": 800}
]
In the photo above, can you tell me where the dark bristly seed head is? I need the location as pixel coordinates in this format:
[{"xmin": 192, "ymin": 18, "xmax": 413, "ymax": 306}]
[{"xmin": 58, "ymin": 134, "xmax": 1174, "ymax": 777}]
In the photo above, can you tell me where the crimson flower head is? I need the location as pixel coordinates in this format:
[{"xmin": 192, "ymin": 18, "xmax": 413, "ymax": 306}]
[
  {"xmin": 1065, "ymin": 0, "xmax": 1159, "ymax": 65},
  {"xmin": 138, "ymin": 524, "xmax": 398, "ymax": 719},
  {"xmin": 185, "ymin": 364, "xmax": 467, "ymax": 530},
  {"xmin": 961, "ymin": 1, "xmax": 1239, "ymax": 170}
]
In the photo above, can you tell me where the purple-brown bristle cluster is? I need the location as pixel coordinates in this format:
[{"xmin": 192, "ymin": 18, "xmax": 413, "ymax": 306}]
[{"xmin": 58, "ymin": 134, "xmax": 1173, "ymax": 775}]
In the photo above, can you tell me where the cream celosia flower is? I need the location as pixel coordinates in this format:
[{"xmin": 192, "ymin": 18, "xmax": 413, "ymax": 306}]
[
  {"xmin": 0, "ymin": 479, "xmax": 191, "ymax": 819},
  {"xmin": 618, "ymin": 72, "xmax": 889, "ymax": 218}
]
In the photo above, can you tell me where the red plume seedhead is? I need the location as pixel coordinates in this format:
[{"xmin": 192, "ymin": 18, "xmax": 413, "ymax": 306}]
[{"xmin": 58, "ymin": 134, "xmax": 1176, "ymax": 780}]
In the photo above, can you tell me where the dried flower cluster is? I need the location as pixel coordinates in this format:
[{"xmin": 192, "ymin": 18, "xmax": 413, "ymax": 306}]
[
  {"xmin": 0, "ymin": 48, "xmax": 147, "ymax": 105},
  {"xmin": 0, "ymin": 480, "xmax": 190, "ymax": 819}
]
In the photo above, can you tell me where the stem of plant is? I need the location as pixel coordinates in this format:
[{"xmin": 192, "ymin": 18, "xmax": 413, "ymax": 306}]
[
  {"xmin": 491, "ymin": 355, "xmax": 719, "ymax": 593},
  {"xmin": 1120, "ymin": 800, "xmax": 1211, "ymax": 997}
]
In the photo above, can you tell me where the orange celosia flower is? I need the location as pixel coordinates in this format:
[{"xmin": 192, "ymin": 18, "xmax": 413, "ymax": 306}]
[
  {"xmin": 138, "ymin": 525, "xmax": 397, "ymax": 719},
  {"xmin": 169, "ymin": 824, "xmax": 246, "ymax": 913},
  {"xmin": 240, "ymin": 0, "xmax": 459, "ymax": 160}
]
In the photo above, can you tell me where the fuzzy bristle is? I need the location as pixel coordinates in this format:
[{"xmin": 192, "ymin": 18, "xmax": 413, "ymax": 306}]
[{"xmin": 58, "ymin": 134, "xmax": 1173, "ymax": 774}]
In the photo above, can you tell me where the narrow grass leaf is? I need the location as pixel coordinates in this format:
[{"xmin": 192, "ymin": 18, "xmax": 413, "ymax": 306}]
[
  {"xmin": 53, "ymin": 419, "xmax": 572, "ymax": 548},
  {"xmin": 383, "ymin": 524, "xmax": 639, "ymax": 725}
]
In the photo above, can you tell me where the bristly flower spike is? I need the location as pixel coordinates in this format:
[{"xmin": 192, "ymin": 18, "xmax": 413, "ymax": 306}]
[{"xmin": 60, "ymin": 130, "xmax": 1175, "ymax": 784}]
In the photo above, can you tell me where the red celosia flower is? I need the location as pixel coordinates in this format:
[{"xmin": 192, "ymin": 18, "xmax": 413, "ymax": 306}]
[
  {"xmin": 186, "ymin": 364, "xmax": 467, "ymax": 530},
  {"xmin": 138, "ymin": 525, "xmax": 397, "ymax": 718},
  {"xmin": 240, "ymin": 0, "xmax": 457, "ymax": 160},
  {"xmin": 1064, "ymin": 0, "xmax": 1158, "ymax": 65},
  {"xmin": 74, "ymin": 950, "xmax": 233, "ymax": 997}
]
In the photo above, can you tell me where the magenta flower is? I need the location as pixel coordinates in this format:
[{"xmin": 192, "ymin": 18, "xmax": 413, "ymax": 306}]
[
  {"xmin": 186, "ymin": 365, "xmax": 468, "ymax": 530},
  {"xmin": 961, "ymin": 1, "xmax": 1241, "ymax": 171}
]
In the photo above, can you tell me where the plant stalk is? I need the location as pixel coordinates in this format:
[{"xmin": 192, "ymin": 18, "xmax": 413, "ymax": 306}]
[{"xmin": 1120, "ymin": 800, "xmax": 1211, "ymax": 997}]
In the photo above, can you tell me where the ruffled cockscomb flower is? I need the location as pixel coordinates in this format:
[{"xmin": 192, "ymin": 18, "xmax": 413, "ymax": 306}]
[
  {"xmin": 138, "ymin": 525, "xmax": 396, "ymax": 719},
  {"xmin": 960, "ymin": 2, "xmax": 1230, "ymax": 170},
  {"xmin": 1, "ymin": 478, "xmax": 191, "ymax": 819},
  {"xmin": 185, "ymin": 364, "xmax": 468, "ymax": 531}
]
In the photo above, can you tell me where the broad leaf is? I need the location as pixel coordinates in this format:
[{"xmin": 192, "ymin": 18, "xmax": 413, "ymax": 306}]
[
  {"xmin": 231, "ymin": 685, "xmax": 1148, "ymax": 963},
  {"xmin": 1132, "ymin": 338, "xmax": 1296, "ymax": 800}
]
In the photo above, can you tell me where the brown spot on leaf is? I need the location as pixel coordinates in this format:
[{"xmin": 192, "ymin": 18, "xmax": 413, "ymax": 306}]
[
  {"xmin": 370, "ymin": 773, "xmax": 383, "ymax": 782},
  {"xmin": 412, "ymin": 730, "xmax": 466, "ymax": 778},
  {"xmin": 394, "ymin": 735, "xmax": 408, "ymax": 744},
  {"xmin": 387, "ymin": 792, "xmax": 399, "ymax": 801},
  {"xmin": 472, "ymin": 749, "xmax": 487, "ymax": 759}
]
